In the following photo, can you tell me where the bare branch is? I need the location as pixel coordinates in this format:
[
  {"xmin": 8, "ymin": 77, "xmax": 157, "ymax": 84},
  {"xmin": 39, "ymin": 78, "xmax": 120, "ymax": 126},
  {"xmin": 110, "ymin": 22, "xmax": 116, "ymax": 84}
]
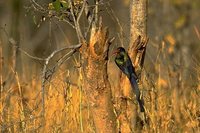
[
  {"xmin": 45, "ymin": 43, "xmax": 81, "ymax": 60},
  {"xmin": 30, "ymin": 0, "xmax": 46, "ymax": 13},
  {"xmin": 2, "ymin": 24, "xmax": 82, "ymax": 123},
  {"xmin": 94, "ymin": 0, "xmax": 99, "ymax": 25},
  {"xmin": 29, "ymin": 0, "xmax": 77, "ymax": 29},
  {"xmin": 68, "ymin": 0, "xmax": 77, "ymax": 23},
  {"xmin": 9, "ymin": 36, "xmax": 81, "ymax": 62},
  {"xmin": 40, "ymin": 44, "xmax": 81, "ymax": 117},
  {"xmin": 68, "ymin": 0, "xmax": 85, "ymax": 42},
  {"xmin": 54, "ymin": 16, "xmax": 75, "ymax": 29},
  {"xmin": 1, "ymin": 25, "xmax": 81, "ymax": 61},
  {"xmin": 0, "ymin": 27, "xmax": 45, "ymax": 61},
  {"xmin": 77, "ymin": 0, "xmax": 86, "ymax": 23}
]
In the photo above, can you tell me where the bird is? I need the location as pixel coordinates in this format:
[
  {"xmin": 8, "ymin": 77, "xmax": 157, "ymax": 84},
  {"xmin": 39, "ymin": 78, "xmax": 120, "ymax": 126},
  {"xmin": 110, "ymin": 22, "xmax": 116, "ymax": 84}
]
[{"xmin": 112, "ymin": 47, "xmax": 145, "ymax": 112}]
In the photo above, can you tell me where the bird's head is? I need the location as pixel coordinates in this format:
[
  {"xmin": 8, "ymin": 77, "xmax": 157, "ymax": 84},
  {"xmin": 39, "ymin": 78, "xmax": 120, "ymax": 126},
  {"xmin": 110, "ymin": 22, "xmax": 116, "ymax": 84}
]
[
  {"xmin": 112, "ymin": 47, "xmax": 127, "ymax": 63},
  {"xmin": 112, "ymin": 47, "xmax": 126, "ymax": 56}
]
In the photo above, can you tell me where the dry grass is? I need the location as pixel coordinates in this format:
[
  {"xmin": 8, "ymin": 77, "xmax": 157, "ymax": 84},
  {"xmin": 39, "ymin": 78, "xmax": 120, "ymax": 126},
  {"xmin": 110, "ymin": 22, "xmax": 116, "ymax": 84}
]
[{"xmin": 0, "ymin": 43, "xmax": 200, "ymax": 132}]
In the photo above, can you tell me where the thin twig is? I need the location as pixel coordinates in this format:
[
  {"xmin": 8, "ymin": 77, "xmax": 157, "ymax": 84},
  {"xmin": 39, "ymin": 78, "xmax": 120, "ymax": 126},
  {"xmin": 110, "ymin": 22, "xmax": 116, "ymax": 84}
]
[
  {"xmin": 1, "ymin": 24, "xmax": 82, "ymax": 64},
  {"xmin": 105, "ymin": 2, "xmax": 126, "ymax": 46},
  {"xmin": 30, "ymin": 0, "xmax": 46, "ymax": 12},
  {"xmin": 77, "ymin": 0, "xmax": 87, "ymax": 23},
  {"xmin": 68, "ymin": 0, "xmax": 77, "ymax": 23},
  {"xmin": 94, "ymin": 0, "xmax": 99, "ymax": 25},
  {"xmin": 0, "ymin": 27, "xmax": 45, "ymax": 61},
  {"xmin": 29, "ymin": 0, "xmax": 76, "ymax": 29},
  {"xmin": 54, "ymin": 16, "xmax": 76, "ymax": 29},
  {"xmin": 68, "ymin": 0, "xmax": 85, "ymax": 42}
]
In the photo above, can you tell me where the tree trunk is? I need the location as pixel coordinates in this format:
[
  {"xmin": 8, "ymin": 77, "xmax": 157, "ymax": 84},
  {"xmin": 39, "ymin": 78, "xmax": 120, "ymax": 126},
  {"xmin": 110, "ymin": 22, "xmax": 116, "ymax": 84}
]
[
  {"xmin": 118, "ymin": 0, "xmax": 148, "ymax": 132},
  {"xmin": 81, "ymin": 21, "xmax": 117, "ymax": 133}
]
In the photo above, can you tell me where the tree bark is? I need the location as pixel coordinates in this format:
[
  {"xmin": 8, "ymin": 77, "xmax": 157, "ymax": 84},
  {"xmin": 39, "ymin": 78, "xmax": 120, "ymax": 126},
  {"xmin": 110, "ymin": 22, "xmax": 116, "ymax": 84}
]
[{"xmin": 81, "ymin": 20, "xmax": 117, "ymax": 133}]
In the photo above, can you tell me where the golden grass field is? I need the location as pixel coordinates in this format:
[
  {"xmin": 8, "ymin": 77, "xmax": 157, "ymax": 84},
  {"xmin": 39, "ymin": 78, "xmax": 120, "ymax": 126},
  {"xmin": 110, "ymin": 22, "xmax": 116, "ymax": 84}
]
[{"xmin": 0, "ymin": 39, "xmax": 200, "ymax": 133}]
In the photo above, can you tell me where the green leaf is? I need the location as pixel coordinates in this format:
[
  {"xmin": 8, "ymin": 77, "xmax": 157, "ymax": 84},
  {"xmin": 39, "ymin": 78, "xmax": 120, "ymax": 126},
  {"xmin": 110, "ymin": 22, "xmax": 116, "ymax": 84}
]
[
  {"xmin": 48, "ymin": 0, "xmax": 69, "ymax": 12},
  {"xmin": 52, "ymin": 0, "xmax": 61, "ymax": 12},
  {"xmin": 60, "ymin": 0, "xmax": 69, "ymax": 8}
]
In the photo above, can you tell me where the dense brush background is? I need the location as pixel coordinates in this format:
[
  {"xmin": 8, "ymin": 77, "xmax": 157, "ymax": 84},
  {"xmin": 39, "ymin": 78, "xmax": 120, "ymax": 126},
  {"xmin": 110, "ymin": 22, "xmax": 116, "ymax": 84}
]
[{"xmin": 0, "ymin": 0, "xmax": 200, "ymax": 132}]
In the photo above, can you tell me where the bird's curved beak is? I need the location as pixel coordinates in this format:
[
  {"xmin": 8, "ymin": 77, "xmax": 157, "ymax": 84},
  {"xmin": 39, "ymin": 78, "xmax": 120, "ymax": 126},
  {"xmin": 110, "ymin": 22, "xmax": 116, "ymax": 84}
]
[{"xmin": 112, "ymin": 49, "xmax": 119, "ymax": 56}]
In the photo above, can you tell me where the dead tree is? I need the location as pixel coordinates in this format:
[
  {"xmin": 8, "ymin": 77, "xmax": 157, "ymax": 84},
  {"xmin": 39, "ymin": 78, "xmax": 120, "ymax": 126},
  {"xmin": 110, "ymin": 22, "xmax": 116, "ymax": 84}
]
[
  {"xmin": 47, "ymin": 0, "xmax": 117, "ymax": 132},
  {"xmin": 80, "ymin": 2, "xmax": 117, "ymax": 132}
]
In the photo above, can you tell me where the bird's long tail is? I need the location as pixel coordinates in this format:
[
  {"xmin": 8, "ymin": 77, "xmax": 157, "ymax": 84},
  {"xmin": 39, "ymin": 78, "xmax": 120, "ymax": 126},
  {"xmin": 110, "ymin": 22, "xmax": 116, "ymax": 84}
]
[{"xmin": 129, "ymin": 75, "xmax": 145, "ymax": 112}]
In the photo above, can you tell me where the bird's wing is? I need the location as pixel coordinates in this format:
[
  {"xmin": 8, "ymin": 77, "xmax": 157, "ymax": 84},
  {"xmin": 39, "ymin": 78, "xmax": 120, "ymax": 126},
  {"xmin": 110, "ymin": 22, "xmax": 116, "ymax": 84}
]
[
  {"xmin": 115, "ymin": 60, "xmax": 128, "ymax": 75},
  {"xmin": 126, "ymin": 55, "xmax": 138, "ymax": 80}
]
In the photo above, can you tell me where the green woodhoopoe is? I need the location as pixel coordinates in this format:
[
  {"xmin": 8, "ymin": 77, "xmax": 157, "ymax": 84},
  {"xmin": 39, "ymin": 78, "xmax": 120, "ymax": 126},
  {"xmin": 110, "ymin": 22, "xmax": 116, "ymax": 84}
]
[{"xmin": 112, "ymin": 47, "xmax": 145, "ymax": 112}]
